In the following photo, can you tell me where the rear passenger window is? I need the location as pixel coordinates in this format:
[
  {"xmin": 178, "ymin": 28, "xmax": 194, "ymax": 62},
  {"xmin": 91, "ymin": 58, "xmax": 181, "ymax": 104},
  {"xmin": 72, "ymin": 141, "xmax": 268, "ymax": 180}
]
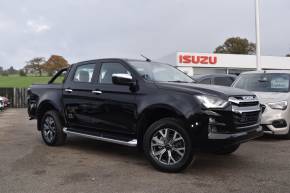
[
  {"xmin": 73, "ymin": 64, "xmax": 95, "ymax": 83},
  {"xmin": 199, "ymin": 78, "xmax": 211, "ymax": 84},
  {"xmin": 214, "ymin": 77, "xmax": 234, "ymax": 86},
  {"xmin": 99, "ymin": 63, "xmax": 131, "ymax": 84}
]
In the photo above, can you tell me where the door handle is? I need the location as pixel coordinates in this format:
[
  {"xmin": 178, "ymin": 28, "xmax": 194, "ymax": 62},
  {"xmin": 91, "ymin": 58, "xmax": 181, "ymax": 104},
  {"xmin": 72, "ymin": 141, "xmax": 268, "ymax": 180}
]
[
  {"xmin": 92, "ymin": 90, "xmax": 102, "ymax": 95},
  {"xmin": 65, "ymin": 88, "xmax": 73, "ymax": 93}
]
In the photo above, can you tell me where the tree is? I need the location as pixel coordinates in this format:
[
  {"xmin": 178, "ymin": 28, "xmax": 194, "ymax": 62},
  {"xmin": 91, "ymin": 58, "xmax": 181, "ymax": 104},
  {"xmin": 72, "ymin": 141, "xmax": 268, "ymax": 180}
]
[
  {"xmin": 19, "ymin": 69, "xmax": 27, "ymax": 76},
  {"xmin": 7, "ymin": 66, "xmax": 18, "ymax": 74},
  {"xmin": 286, "ymin": 54, "xmax": 290, "ymax": 57},
  {"xmin": 42, "ymin": 55, "xmax": 69, "ymax": 76},
  {"xmin": 25, "ymin": 57, "xmax": 46, "ymax": 76},
  {"xmin": 214, "ymin": 37, "xmax": 256, "ymax": 55},
  {"xmin": 0, "ymin": 66, "xmax": 3, "ymax": 74}
]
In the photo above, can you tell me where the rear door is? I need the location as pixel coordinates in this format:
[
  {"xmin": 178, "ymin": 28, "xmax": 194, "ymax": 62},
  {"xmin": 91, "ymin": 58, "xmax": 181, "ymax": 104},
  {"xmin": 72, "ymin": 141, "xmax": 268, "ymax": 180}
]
[{"xmin": 62, "ymin": 62, "xmax": 99, "ymax": 129}]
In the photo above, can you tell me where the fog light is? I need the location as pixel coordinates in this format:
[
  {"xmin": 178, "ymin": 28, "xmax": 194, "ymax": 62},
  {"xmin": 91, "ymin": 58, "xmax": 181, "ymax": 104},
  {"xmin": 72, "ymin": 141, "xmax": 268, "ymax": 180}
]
[
  {"xmin": 209, "ymin": 118, "xmax": 216, "ymax": 124},
  {"xmin": 208, "ymin": 125, "xmax": 218, "ymax": 133},
  {"xmin": 272, "ymin": 119, "xmax": 287, "ymax": 128}
]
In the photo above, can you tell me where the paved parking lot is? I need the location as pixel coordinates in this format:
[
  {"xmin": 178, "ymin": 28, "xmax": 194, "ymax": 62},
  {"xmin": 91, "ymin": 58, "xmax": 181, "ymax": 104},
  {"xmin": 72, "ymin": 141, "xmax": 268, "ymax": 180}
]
[{"xmin": 0, "ymin": 109, "xmax": 290, "ymax": 193}]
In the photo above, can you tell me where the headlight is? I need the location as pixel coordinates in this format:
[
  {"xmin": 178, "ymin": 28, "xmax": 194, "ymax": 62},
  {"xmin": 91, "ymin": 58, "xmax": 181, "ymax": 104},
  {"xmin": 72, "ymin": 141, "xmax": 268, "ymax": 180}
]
[
  {"xmin": 196, "ymin": 95, "xmax": 228, "ymax": 109},
  {"xmin": 267, "ymin": 101, "xmax": 288, "ymax": 110}
]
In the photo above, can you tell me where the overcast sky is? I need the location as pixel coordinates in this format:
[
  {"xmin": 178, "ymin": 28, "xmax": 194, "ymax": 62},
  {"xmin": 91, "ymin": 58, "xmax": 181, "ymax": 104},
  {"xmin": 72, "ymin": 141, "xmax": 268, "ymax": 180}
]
[{"xmin": 0, "ymin": 0, "xmax": 289, "ymax": 69}]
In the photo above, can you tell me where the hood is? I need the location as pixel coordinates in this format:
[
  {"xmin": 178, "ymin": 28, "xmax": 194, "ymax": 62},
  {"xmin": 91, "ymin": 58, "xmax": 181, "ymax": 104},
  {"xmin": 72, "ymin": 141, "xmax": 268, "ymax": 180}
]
[
  {"xmin": 156, "ymin": 82, "xmax": 255, "ymax": 99},
  {"xmin": 254, "ymin": 92, "xmax": 290, "ymax": 104}
]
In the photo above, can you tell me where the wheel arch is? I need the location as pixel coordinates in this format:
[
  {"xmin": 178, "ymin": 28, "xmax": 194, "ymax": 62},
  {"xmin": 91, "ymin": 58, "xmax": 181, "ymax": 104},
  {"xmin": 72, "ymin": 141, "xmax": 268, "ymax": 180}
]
[
  {"xmin": 36, "ymin": 100, "xmax": 63, "ymax": 130},
  {"xmin": 136, "ymin": 104, "xmax": 189, "ymax": 147}
]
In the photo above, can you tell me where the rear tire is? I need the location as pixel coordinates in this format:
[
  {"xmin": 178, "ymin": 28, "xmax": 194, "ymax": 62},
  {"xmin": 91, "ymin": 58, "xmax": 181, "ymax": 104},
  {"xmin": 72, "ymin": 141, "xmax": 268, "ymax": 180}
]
[
  {"xmin": 40, "ymin": 110, "xmax": 66, "ymax": 146},
  {"xmin": 143, "ymin": 118, "xmax": 194, "ymax": 173},
  {"xmin": 213, "ymin": 144, "xmax": 240, "ymax": 155}
]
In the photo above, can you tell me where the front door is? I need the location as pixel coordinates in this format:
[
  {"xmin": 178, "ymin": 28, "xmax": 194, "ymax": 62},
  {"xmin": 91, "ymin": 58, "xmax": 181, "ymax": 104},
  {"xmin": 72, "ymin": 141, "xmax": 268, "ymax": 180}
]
[{"xmin": 88, "ymin": 61, "xmax": 137, "ymax": 135}]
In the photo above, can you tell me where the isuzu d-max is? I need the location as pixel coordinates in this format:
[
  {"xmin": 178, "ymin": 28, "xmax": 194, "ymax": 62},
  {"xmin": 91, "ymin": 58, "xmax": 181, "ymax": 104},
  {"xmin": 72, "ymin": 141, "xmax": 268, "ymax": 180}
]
[{"xmin": 27, "ymin": 58, "xmax": 263, "ymax": 172}]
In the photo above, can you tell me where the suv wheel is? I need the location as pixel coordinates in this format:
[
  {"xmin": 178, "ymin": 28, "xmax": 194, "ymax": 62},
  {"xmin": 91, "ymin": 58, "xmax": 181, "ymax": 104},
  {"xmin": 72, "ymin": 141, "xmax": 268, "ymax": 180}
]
[
  {"xmin": 213, "ymin": 144, "xmax": 240, "ymax": 155},
  {"xmin": 143, "ymin": 118, "xmax": 194, "ymax": 173},
  {"xmin": 40, "ymin": 110, "xmax": 66, "ymax": 146}
]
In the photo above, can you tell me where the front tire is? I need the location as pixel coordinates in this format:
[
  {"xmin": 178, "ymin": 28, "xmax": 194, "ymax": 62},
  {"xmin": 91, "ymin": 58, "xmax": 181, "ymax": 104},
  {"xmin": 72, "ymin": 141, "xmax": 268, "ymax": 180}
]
[
  {"xmin": 40, "ymin": 110, "xmax": 66, "ymax": 146},
  {"xmin": 143, "ymin": 118, "xmax": 194, "ymax": 173}
]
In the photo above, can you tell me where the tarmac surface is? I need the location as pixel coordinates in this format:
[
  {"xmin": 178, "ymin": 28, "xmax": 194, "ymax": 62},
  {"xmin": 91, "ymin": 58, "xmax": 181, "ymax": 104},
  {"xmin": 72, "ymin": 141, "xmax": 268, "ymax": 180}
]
[{"xmin": 0, "ymin": 108, "xmax": 290, "ymax": 193}]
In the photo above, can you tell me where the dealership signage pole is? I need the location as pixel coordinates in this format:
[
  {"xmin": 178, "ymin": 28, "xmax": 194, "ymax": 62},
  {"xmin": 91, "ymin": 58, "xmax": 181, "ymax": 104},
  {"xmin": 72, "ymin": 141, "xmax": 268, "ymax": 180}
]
[{"xmin": 255, "ymin": 0, "xmax": 262, "ymax": 70}]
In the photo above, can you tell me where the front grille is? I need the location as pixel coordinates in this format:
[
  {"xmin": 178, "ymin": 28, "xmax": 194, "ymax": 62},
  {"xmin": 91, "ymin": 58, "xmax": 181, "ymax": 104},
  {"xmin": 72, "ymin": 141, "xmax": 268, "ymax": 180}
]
[
  {"xmin": 236, "ymin": 101, "xmax": 259, "ymax": 107},
  {"xmin": 229, "ymin": 96, "xmax": 259, "ymax": 107},
  {"xmin": 229, "ymin": 96, "xmax": 261, "ymax": 128},
  {"xmin": 233, "ymin": 110, "xmax": 260, "ymax": 127}
]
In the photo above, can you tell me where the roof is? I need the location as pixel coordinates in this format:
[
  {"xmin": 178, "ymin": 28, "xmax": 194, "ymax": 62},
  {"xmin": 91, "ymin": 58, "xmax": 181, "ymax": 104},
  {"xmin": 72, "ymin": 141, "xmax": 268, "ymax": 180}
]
[{"xmin": 71, "ymin": 58, "xmax": 170, "ymax": 66}]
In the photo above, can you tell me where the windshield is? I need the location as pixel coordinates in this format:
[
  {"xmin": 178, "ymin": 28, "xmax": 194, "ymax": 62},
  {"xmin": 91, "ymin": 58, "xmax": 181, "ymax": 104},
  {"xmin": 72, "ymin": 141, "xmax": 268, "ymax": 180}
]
[
  {"xmin": 129, "ymin": 61, "xmax": 194, "ymax": 83},
  {"xmin": 234, "ymin": 73, "xmax": 290, "ymax": 92}
]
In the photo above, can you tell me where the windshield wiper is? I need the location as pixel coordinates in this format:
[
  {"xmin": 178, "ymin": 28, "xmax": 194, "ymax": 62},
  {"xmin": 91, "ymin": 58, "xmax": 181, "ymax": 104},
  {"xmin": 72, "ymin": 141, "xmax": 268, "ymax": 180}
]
[
  {"xmin": 258, "ymin": 79, "xmax": 269, "ymax": 82},
  {"xmin": 258, "ymin": 76, "xmax": 269, "ymax": 82},
  {"xmin": 167, "ymin": 80, "xmax": 193, "ymax": 83}
]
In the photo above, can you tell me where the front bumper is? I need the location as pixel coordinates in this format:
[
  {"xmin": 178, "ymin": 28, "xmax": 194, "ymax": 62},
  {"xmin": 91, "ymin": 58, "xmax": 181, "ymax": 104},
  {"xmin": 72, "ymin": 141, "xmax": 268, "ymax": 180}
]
[
  {"xmin": 262, "ymin": 124, "xmax": 289, "ymax": 135},
  {"xmin": 196, "ymin": 99, "xmax": 262, "ymax": 147},
  {"xmin": 208, "ymin": 125, "xmax": 263, "ymax": 146},
  {"xmin": 261, "ymin": 105, "xmax": 290, "ymax": 135}
]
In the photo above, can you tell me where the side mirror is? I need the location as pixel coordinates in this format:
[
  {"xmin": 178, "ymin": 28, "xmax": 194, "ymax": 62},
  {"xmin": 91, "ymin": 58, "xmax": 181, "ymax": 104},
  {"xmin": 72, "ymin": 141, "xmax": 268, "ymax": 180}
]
[{"xmin": 112, "ymin": 73, "xmax": 134, "ymax": 86}]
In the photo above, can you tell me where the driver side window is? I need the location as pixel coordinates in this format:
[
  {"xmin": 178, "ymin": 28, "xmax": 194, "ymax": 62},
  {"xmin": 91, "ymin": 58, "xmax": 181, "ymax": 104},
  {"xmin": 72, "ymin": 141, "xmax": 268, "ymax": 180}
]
[{"xmin": 99, "ymin": 63, "xmax": 131, "ymax": 84}]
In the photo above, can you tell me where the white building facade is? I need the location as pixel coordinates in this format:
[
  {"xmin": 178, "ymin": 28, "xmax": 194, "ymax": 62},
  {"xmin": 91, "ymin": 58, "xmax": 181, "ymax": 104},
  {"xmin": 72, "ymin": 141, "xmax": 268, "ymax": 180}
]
[{"xmin": 159, "ymin": 52, "xmax": 290, "ymax": 76}]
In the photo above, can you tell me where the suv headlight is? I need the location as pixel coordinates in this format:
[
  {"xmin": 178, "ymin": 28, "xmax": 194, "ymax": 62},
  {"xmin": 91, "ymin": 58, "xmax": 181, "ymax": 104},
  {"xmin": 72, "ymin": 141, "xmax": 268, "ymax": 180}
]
[
  {"xmin": 196, "ymin": 95, "xmax": 228, "ymax": 109},
  {"xmin": 267, "ymin": 101, "xmax": 288, "ymax": 110}
]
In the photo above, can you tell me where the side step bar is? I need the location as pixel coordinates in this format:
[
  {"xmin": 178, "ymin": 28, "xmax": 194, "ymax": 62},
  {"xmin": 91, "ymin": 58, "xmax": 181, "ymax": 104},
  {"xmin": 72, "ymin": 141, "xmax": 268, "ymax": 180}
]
[{"xmin": 63, "ymin": 128, "xmax": 137, "ymax": 147}]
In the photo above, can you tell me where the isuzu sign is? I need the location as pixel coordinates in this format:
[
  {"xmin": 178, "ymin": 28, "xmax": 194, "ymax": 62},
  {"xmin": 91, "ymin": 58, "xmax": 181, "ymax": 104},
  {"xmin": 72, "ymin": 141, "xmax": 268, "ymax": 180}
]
[
  {"xmin": 179, "ymin": 54, "xmax": 217, "ymax": 65},
  {"xmin": 176, "ymin": 52, "xmax": 290, "ymax": 70}
]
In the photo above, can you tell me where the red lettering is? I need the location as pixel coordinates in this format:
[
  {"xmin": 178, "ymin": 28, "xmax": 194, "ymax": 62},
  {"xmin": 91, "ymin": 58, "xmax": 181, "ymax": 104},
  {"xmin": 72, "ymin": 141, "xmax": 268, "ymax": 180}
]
[
  {"xmin": 179, "ymin": 55, "xmax": 183, "ymax": 63},
  {"xmin": 200, "ymin": 56, "xmax": 208, "ymax": 64},
  {"xmin": 209, "ymin": 56, "xmax": 217, "ymax": 64},
  {"xmin": 182, "ymin": 55, "xmax": 191, "ymax": 63},
  {"xmin": 191, "ymin": 56, "xmax": 200, "ymax": 64},
  {"xmin": 179, "ymin": 54, "xmax": 217, "ymax": 65}
]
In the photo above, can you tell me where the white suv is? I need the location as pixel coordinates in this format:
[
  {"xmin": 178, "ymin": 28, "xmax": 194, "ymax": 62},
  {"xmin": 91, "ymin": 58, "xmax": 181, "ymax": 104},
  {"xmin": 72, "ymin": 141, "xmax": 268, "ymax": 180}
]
[{"xmin": 233, "ymin": 71, "xmax": 290, "ymax": 139}]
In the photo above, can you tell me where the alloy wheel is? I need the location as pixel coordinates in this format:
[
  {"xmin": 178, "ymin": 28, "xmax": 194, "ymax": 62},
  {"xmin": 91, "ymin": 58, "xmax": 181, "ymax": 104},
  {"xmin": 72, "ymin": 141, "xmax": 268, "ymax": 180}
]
[
  {"xmin": 150, "ymin": 128, "xmax": 186, "ymax": 165},
  {"xmin": 43, "ymin": 115, "xmax": 56, "ymax": 143}
]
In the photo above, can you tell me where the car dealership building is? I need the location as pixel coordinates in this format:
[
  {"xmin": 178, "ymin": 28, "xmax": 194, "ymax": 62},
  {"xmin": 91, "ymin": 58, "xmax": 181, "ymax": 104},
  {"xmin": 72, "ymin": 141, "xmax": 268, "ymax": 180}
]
[{"xmin": 159, "ymin": 52, "xmax": 290, "ymax": 76}]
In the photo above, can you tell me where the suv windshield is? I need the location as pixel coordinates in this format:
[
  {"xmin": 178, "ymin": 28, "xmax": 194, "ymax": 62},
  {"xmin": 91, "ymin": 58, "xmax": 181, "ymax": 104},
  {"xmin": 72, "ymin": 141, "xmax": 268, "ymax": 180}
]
[
  {"xmin": 234, "ymin": 73, "xmax": 290, "ymax": 92},
  {"xmin": 129, "ymin": 61, "xmax": 194, "ymax": 83}
]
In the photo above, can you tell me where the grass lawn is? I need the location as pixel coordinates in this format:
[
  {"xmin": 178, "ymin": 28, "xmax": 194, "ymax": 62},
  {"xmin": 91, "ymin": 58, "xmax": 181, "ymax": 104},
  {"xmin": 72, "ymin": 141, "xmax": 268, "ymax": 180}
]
[{"xmin": 0, "ymin": 75, "xmax": 52, "ymax": 88}]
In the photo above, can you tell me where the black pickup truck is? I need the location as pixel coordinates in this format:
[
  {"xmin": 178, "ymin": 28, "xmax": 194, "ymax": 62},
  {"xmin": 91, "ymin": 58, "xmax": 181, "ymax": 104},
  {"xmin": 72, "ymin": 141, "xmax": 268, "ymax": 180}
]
[{"xmin": 27, "ymin": 58, "xmax": 263, "ymax": 172}]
